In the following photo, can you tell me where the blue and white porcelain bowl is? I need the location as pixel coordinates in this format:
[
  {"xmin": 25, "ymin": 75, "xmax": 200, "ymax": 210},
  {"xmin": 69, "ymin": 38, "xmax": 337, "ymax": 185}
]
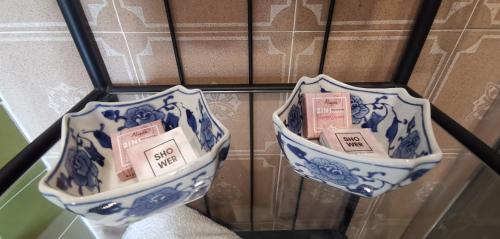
[
  {"xmin": 272, "ymin": 75, "xmax": 442, "ymax": 197},
  {"xmin": 39, "ymin": 86, "xmax": 230, "ymax": 226}
]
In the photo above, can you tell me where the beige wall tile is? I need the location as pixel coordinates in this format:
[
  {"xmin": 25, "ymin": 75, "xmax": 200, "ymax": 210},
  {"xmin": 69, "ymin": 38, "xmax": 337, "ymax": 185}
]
[
  {"xmin": 172, "ymin": 0, "xmax": 247, "ymax": 32},
  {"xmin": 96, "ymin": 32, "xmax": 180, "ymax": 86},
  {"xmin": 81, "ymin": 0, "xmax": 121, "ymax": 32},
  {"xmin": 115, "ymin": 0, "xmax": 297, "ymax": 32},
  {"xmin": 114, "ymin": 0, "xmax": 248, "ymax": 32},
  {"xmin": 295, "ymin": 0, "xmax": 477, "ymax": 31},
  {"xmin": 254, "ymin": 32, "xmax": 292, "ymax": 84},
  {"xmin": 330, "ymin": 0, "xmax": 419, "ymax": 31},
  {"xmin": 429, "ymin": 30, "xmax": 500, "ymax": 133},
  {"xmin": 289, "ymin": 31, "xmax": 408, "ymax": 83},
  {"xmin": 468, "ymin": 0, "xmax": 500, "ymax": 29},
  {"xmin": 297, "ymin": 0, "xmax": 420, "ymax": 31},
  {"xmin": 113, "ymin": 0, "xmax": 169, "ymax": 32},
  {"xmin": 295, "ymin": 0, "xmax": 328, "ymax": 31},
  {"xmin": 254, "ymin": 0, "xmax": 296, "ymax": 31},
  {"xmin": 433, "ymin": 0, "xmax": 479, "ymax": 29},
  {"xmin": 124, "ymin": 33, "xmax": 179, "ymax": 85},
  {"xmin": 0, "ymin": 0, "xmax": 120, "ymax": 32},
  {"xmin": 287, "ymin": 31, "xmax": 323, "ymax": 82},
  {"xmin": 94, "ymin": 33, "xmax": 140, "ymax": 85},
  {"xmin": 0, "ymin": 0, "xmax": 66, "ymax": 32},
  {"xmin": 409, "ymin": 31, "xmax": 461, "ymax": 96},
  {"xmin": 322, "ymin": 31, "xmax": 408, "ymax": 82},
  {"xmin": 177, "ymin": 32, "xmax": 248, "ymax": 84},
  {"xmin": 0, "ymin": 32, "xmax": 92, "ymax": 139}
]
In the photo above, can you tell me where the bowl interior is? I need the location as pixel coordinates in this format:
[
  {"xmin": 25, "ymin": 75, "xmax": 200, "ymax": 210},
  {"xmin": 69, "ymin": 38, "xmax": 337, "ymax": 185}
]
[
  {"xmin": 45, "ymin": 88, "xmax": 226, "ymax": 197},
  {"xmin": 278, "ymin": 78, "xmax": 435, "ymax": 160}
]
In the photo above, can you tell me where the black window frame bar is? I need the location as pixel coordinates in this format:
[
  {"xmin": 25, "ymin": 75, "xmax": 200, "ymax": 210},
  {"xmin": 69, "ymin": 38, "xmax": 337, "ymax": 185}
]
[{"xmin": 1, "ymin": 0, "xmax": 499, "ymax": 237}]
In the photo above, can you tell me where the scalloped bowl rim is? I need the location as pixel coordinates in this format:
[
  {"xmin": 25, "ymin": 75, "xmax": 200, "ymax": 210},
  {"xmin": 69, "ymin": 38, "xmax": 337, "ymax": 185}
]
[
  {"xmin": 39, "ymin": 85, "xmax": 230, "ymax": 205},
  {"xmin": 272, "ymin": 75, "xmax": 442, "ymax": 168}
]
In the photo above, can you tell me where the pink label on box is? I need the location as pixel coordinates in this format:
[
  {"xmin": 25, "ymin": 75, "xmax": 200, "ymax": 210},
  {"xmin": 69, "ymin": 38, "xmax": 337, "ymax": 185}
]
[
  {"xmin": 111, "ymin": 120, "xmax": 164, "ymax": 181},
  {"xmin": 312, "ymin": 96, "xmax": 350, "ymax": 131},
  {"xmin": 302, "ymin": 92, "xmax": 352, "ymax": 138}
]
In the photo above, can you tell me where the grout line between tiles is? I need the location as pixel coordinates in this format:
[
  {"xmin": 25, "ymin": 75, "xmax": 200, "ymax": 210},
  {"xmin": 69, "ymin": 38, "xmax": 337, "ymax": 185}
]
[
  {"xmin": 286, "ymin": 0, "xmax": 299, "ymax": 83},
  {"xmin": 428, "ymin": 0, "xmax": 480, "ymax": 102},
  {"xmin": 3, "ymin": 29, "xmax": 500, "ymax": 35},
  {"xmin": 0, "ymin": 31, "xmax": 70, "ymax": 34},
  {"xmin": 110, "ymin": 0, "xmax": 141, "ymax": 86},
  {"xmin": 57, "ymin": 216, "xmax": 79, "ymax": 239},
  {"xmin": 90, "ymin": 29, "xmax": 499, "ymax": 34},
  {"xmin": 0, "ymin": 169, "xmax": 46, "ymax": 211}
]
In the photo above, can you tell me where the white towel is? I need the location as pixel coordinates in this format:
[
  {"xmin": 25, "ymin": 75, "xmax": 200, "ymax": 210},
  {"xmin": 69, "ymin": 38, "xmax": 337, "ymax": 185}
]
[{"xmin": 122, "ymin": 206, "xmax": 240, "ymax": 239}]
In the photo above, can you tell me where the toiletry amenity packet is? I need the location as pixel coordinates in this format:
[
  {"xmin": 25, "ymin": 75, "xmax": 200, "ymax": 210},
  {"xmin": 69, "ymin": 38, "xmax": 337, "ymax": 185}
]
[
  {"xmin": 319, "ymin": 128, "xmax": 387, "ymax": 157},
  {"xmin": 302, "ymin": 92, "xmax": 352, "ymax": 139},
  {"xmin": 111, "ymin": 120, "xmax": 165, "ymax": 181},
  {"xmin": 126, "ymin": 127, "xmax": 198, "ymax": 181}
]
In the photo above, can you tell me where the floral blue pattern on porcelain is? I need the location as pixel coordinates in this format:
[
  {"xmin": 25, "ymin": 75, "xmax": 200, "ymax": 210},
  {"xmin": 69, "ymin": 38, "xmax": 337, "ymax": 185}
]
[
  {"xmin": 273, "ymin": 75, "xmax": 442, "ymax": 197},
  {"xmin": 319, "ymin": 88, "xmax": 426, "ymax": 159},
  {"xmin": 350, "ymin": 95, "xmax": 369, "ymax": 124},
  {"xmin": 286, "ymin": 104, "xmax": 303, "ymax": 135},
  {"xmin": 38, "ymin": 86, "xmax": 230, "ymax": 226},
  {"xmin": 86, "ymin": 172, "xmax": 210, "ymax": 220}
]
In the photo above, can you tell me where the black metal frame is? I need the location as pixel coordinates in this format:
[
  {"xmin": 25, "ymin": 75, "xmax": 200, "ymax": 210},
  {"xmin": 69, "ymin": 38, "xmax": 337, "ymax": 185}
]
[{"xmin": 1, "ymin": 0, "xmax": 499, "ymax": 238}]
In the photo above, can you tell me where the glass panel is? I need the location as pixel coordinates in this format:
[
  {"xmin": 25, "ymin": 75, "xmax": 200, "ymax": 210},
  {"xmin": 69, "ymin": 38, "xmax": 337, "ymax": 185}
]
[
  {"xmin": 345, "ymin": 122, "xmax": 486, "ymax": 239},
  {"xmin": 113, "ymin": 92, "xmax": 252, "ymax": 230},
  {"xmin": 205, "ymin": 93, "xmax": 251, "ymax": 229},
  {"xmin": 427, "ymin": 163, "xmax": 500, "ymax": 238},
  {"xmin": 2, "ymin": 91, "xmax": 498, "ymax": 238},
  {"xmin": 471, "ymin": 97, "xmax": 499, "ymax": 147}
]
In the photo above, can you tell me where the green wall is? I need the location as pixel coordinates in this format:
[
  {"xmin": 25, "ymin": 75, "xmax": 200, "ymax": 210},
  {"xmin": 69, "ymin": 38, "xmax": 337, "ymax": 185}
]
[
  {"xmin": 0, "ymin": 105, "xmax": 62, "ymax": 239},
  {"xmin": 0, "ymin": 106, "xmax": 27, "ymax": 168}
]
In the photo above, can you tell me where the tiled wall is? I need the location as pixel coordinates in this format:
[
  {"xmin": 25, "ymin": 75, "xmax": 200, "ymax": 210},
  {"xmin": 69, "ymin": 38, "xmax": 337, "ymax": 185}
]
[{"xmin": 0, "ymin": 0, "xmax": 498, "ymax": 238}]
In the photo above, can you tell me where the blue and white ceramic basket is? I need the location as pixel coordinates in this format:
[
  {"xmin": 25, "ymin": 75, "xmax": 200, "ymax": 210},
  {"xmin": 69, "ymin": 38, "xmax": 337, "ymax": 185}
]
[
  {"xmin": 272, "ymin": 75, "xmax": 442, "ymax": 197},
  {"xmin": 39, "ymin": 86, "xmax": 230, "ymax": 226}
]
